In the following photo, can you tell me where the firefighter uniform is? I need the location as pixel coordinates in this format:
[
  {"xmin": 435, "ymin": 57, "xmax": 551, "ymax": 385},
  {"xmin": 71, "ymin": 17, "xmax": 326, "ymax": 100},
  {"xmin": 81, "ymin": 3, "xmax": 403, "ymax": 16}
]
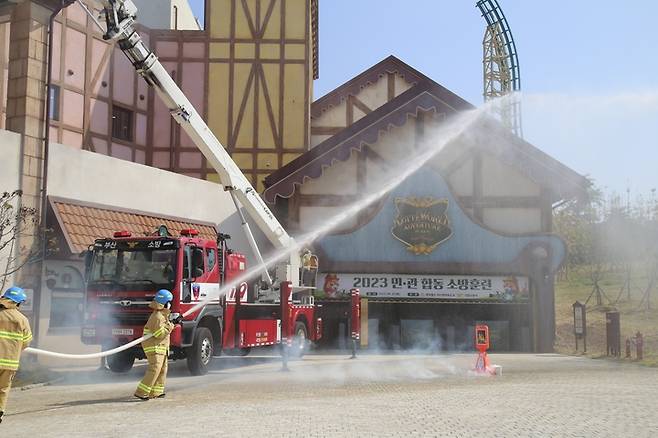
[
  {"xmin": 134, "ymin": 300, "xmax": 173, "ymax": 399},
  {"xmin": 0, "ymin": 297, "xmax": 32, "ymax": 416}
]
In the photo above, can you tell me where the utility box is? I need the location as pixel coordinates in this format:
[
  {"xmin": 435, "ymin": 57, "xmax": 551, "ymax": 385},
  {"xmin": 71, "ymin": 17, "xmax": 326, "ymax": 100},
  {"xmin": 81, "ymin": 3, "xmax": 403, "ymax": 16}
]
[{"xmin": 605, "ymin": 311, "xmax": 621, "ymax": 357}]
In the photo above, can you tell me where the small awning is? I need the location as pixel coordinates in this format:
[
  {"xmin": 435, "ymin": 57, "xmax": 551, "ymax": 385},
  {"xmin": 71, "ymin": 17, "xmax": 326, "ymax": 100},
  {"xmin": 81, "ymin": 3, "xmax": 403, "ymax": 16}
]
[{"xmin": 50, "ymin": 197, "xmax": 217, "ymax": 254}]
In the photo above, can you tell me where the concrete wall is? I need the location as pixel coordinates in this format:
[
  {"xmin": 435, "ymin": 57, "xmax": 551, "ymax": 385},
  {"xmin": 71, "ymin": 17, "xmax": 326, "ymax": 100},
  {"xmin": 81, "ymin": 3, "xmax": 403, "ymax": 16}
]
[
  {"xmin": 0, "ymin": 128, "xmax": 21, "ymax": 193},
  {"xmin": 0, "ymin": 22, "xmax": 9, "ymax": 129},
  {"xmin": 0, "ymin": 129, "xmax": 22, "ymax": 289},
  {"xmin": 47, "ymin": 141, "xmax": 270, "ymax": 258}
]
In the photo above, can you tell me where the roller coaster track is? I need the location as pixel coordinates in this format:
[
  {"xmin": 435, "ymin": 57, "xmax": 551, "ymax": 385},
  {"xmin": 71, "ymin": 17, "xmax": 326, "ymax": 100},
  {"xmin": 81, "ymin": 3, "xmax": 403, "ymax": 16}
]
[{"xmin": 476, "ymin": 0, "xmax": 523, "ymax": 137}]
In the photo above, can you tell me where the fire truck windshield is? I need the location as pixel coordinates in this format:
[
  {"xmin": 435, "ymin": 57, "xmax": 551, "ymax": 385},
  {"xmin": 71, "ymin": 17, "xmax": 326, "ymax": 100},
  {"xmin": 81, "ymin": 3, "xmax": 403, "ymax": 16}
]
[{"xmin": 88, "ymin": 247, "xmax": 178, "ymax": 291}]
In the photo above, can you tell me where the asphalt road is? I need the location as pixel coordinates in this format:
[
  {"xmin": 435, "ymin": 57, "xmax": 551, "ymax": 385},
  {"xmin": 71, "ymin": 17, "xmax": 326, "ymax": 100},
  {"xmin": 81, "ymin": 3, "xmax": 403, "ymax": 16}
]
[{"xmin": 2, "ymin": 353, "xmax": 657, "ymax": 437}]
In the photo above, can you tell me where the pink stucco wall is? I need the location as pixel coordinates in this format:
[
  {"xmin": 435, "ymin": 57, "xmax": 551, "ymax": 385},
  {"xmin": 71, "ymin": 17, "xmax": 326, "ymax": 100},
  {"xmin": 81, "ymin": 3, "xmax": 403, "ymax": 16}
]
[
  {"xmin": 61, "ymin": 130, "xmax": 82, "ymax": 149},
  {"xmin": 152, "ymin": 61, "xmax": 177, "ymax": 148},
  {"xmin": 180, "ymin": 62, "xmax": 205, "ymax": 148},
  {"xmin": 40, "ymin": 6, "xmax": 209, "ymax": 174},
  {"xmin": 112, "ymin": 50, "xmax": 135, "ymax": 106},
  {"xmin": 91, "ymin": 39, "xmax": 110, "ymax": 98},
  {"xmin": 111, "ymin": 142, "xmax": 133, "ymax": 161},
  {"xmin": 156, "ymin": 41, "xmax": 178, "ymax": 58},
  {"xmin": 92, "ymin": 138, "xmax": 108, "ymax": 155},
  {"xmin": 51, "ymin": 22, "xmax": 62, "ymax": 82},
  {"xmin": 183, "ymin": 42, "xmax": 205, "ymax": 58},
  {"xmin": 62, "ymin": 89, "xmax": 84, "ymax": 129},
  {"xmin": 89, "ymin": 98, "xmax": 108, "ymax": 134},
  {"xmin": 63, "ymin": 27, "xmax": 86, "ymax": 90},
  {"xmin": 153, "ymin": 151, "xmax": 170, "ymax": 169},
  {"xmin": 136, "ymin": 113, "xmax": 147, "ymax": 146}
]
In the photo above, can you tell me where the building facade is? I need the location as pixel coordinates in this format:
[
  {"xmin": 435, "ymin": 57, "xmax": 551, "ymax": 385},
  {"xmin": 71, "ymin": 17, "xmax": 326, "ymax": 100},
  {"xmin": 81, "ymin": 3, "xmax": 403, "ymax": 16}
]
[
  {"xmin": 264, "ymin": 58, "xmax": 587, "ymax": 352},
  {"xmin": 1, "ymin": 0, "xmax": 318, "ymax": 191},
  {"xmin": 0, "ymin": 1, "xmax": 585, "ymax": 354}
]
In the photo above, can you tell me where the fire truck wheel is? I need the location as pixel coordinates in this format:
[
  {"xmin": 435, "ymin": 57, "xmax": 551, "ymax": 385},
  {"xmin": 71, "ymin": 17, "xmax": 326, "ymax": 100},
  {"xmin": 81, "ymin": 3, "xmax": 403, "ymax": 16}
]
[
  {"xmin": 106, "ymin": 348, "xmax": 135, "ymax": 373},
  {"xmin": 290, "ymin": 322, "xmax": 308, "ymax": 358},
  {"xmin": 186, "ymin": 327, "xmax": 214, "ymax": 376}
]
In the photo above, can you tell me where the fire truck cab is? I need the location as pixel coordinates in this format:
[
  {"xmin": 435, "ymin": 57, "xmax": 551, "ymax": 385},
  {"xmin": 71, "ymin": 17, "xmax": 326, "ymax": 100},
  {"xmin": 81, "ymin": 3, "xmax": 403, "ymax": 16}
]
[{"xmin": 82, "ymin": 226, "xmax": 322, "ymax": 375}]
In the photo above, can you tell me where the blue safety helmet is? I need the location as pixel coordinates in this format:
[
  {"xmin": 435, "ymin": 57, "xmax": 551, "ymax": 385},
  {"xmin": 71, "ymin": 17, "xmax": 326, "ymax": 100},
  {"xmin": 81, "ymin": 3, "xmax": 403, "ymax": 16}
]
[
  {"xmin": 3, "ymin": 286, "xmax": 27, "ymax": 304},
  {"xmin": 154, "ymin": 289, "xmax": 173, "ymax": 305}
]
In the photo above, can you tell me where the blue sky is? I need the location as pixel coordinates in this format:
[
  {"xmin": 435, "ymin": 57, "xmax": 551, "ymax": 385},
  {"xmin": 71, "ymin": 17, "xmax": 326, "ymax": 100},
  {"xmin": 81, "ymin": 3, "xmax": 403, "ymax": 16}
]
[{"xmin": 188, "ymin": 1, "xmax": 658, "ymax": 197}]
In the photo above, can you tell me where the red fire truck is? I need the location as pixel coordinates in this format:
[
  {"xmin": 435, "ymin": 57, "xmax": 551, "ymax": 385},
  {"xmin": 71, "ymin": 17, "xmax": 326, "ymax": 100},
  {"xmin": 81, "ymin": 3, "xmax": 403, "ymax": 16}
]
[
  {"xmin": 82, "ymin": 227, "xmax": 322, "ymax": 375},
  {"xmin": 72, "ymin": 0, "xmax": 358, "ymax": 375}
]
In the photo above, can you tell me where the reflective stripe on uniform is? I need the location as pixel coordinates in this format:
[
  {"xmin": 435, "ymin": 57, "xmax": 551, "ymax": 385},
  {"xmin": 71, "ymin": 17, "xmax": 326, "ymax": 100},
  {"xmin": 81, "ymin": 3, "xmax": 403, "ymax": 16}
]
[
  {"xmin": 143, "ymin": 346, "xmax": 168, "ymax": 354},
  {"xmin": 24, "ymin": 332, "xmax": 32, "ymax": 343},
  {"xmin": 0, "ymin": 358, "xmax": 20, "ymax": 370},
  {"xmin": 137, "ymin": 382, "xmax": 151, "ymax": 393},
  {"xmin": 0, "ymin": 330, "xmax": 24, "ymax": 341},
  {"xmin": 144, "ymin": 327, "xmax": 167, "ymax": 338},
  {"xmin": 152, "ymin": 327, "xmax": 166, "ymax": 337}
]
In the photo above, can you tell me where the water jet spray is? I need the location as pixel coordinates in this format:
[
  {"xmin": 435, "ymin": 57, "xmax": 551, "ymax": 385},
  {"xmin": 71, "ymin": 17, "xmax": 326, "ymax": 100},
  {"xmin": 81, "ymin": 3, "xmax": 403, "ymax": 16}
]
[{"xmin": 22, "ymin": 103, "xmax": 492, "ymax": 361}]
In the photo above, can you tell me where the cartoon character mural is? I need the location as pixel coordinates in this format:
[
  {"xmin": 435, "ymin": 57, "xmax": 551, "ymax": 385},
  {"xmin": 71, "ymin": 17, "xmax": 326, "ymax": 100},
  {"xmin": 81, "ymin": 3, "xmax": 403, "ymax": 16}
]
[
  {"xmin": 322, "ymin": 274, "xmax": 340, "ymax": 298},
  {"xmin": 501, "ymin": 276, "xmax": 528, "ymax": 301}
]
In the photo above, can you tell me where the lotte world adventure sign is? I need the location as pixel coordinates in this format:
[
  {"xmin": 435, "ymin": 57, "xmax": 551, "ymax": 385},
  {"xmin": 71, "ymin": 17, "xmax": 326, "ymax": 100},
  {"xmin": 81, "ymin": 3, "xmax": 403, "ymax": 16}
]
[{"xmin": 391, "ymin": 197, "xmax": 453, "ymax": 255}]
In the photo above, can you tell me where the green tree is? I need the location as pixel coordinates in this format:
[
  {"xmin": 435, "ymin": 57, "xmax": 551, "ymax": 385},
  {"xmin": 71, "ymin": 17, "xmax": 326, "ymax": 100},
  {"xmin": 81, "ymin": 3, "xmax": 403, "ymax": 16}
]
[{"xmin": 554, "ymin": 177, "xmax": 602, "ymax": 278}]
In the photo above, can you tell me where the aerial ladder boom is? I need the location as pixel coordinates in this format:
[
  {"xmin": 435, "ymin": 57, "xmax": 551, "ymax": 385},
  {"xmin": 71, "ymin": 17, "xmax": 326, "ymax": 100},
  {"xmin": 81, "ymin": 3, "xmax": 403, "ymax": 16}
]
[{"xmin": 80, "ymin": 0, "xmax": 300, "ymax": 288}]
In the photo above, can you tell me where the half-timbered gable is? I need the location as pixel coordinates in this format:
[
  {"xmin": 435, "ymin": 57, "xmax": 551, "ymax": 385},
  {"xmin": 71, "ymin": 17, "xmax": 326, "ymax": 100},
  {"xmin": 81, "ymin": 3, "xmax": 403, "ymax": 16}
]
[
  {"xmin": 310, "ymin": 56, "xmax": 418, "ymax": 147},
  {"xmin": 264, "ymin": 57, "xmax": 587, "ymax": 353},
  {"xmin": 266, "ymin": 63, "xmax": 584, "ymax": 236}
]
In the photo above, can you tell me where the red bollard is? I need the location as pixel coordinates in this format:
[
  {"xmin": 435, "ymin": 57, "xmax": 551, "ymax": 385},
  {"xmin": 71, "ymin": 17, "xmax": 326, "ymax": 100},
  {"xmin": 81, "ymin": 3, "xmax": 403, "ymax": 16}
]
[
  {"xmin": 280, "ymin": 281, "xmax": 292, "ymax": 371},
  {"xmin": 350, "ymin": 289, "xmax": 360, "ymax": 359},
  {"xmin": 636, "ymin": 332, "xmax": 643, "ymax": 361}
]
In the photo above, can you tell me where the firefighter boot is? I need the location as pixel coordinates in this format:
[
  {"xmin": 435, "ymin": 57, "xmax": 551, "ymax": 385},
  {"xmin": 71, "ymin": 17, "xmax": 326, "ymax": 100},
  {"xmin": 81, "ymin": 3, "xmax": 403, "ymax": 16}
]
[{"xmin": 0, "ymin": 410, "xmax": 4, "ymax": 424}]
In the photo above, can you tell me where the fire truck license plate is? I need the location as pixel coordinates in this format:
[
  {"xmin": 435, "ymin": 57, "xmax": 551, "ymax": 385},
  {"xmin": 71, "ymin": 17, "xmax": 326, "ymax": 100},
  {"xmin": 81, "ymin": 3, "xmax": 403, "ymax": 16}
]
[{"xmin": 112, "ymin": 329, "xmax": 134, "ymax": 336}]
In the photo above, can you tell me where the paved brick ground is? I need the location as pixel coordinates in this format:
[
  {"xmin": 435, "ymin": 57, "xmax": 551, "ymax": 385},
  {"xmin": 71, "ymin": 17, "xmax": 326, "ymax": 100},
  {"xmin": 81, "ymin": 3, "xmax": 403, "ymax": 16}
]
[{"xmin": 2, "ymin": 353, "xmax": 657, "ymax": 437}]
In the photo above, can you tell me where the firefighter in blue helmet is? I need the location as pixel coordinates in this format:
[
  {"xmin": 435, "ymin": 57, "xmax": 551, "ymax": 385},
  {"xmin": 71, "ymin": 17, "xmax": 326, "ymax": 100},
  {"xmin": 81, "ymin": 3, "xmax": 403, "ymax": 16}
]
[
  {"xmin": 134, "ymin": 289, "xmax": 179, "ymax": 400},
  {"xmin": 0, "ymin": 287, "xmax": 32, "ymax": 422}
]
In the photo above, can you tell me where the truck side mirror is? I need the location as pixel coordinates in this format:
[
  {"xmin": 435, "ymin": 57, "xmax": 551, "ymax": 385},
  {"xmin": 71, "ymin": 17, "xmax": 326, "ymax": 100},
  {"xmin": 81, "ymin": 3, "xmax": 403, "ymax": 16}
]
[
  {"xmin": 182, "ymin": 284, "xmax": 192, "ymax": 303},
  {"xmin": 184, "ymin": 246, "xmax": 193, "ymax": 281}
]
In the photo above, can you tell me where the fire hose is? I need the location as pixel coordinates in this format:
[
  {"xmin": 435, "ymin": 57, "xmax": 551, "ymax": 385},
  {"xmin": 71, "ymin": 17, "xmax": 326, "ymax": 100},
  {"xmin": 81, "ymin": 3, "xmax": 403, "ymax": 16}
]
[
  {"xmin": 22, "ymin": 292, "xmax": 219, "ymax": 360},
  {"xmin": 24, "ymin": 335, "xmax": 153, "ymax": 360}
]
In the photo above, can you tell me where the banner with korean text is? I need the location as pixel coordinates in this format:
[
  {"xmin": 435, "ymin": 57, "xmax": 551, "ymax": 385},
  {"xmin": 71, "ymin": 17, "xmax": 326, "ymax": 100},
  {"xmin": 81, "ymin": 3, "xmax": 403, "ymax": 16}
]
[{"xmin": 319, "ymin": 273, "xmax": 529, "ymax": 302}]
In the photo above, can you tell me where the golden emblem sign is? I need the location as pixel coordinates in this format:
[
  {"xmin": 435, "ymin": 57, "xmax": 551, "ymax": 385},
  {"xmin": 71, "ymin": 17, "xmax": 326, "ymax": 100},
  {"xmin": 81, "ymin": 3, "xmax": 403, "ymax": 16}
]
[{"xmin": 391, "ymin": 197, "xmax": 452, "ymax": 255}]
